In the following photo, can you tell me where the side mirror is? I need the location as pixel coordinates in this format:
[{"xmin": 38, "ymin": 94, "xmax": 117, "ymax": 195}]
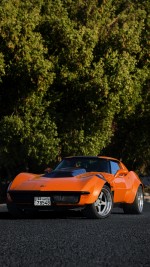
[
  {"xmin": 115, "ymin": 169, "xmax": 128, "ymax": 178},
  {"xmin": 44, "ymin": 167, "xmax": 52, "ymax": 173}
]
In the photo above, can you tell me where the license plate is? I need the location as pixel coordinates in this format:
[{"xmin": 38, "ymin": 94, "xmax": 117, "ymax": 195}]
[{"xmin": 34, "ymin": 197, "xmax": 51, "ymax": 206}]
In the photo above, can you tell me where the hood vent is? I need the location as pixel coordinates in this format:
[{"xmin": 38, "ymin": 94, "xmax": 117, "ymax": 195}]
[{"xmin": 43, "ymin": 168, "xmax": 86, "ymax": 178}]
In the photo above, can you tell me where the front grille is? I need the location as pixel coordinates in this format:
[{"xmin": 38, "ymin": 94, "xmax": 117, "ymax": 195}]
[
  {"xmin": 9, "ymin": 191, "xmax": 39, "ymax": 204},
  {"xmin": 9, "ymin": 190, "xmax": 87, "ymax": 205}
]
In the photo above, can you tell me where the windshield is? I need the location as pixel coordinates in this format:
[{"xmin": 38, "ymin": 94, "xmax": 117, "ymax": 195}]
[{"xmin": 54, "ymin": 157, "xmax": 111, "ymax": 173}]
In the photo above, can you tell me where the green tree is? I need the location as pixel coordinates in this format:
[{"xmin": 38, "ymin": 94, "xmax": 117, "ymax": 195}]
[
  {"xmin": 0, "ymin": 0, "xmax": 149, "ymax": 176},
  {"xmin": 0, "ymin": 0, "xmax": 60, "ymax": 175},
  {"xmin": 103, "ymin": 0, "xmax": 150, "ymax": 174},
  {"xmin": 39, "ymin": 0, "xmax": 149, "ymax": 159}
]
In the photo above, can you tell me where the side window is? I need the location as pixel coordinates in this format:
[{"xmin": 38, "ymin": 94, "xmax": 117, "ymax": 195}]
[{"xmin": 110, "ymin": 161, "xmax": 120, "ymax": 175}]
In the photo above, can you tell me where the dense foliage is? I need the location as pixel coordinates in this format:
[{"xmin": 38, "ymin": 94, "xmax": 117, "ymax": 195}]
[{"xmin": 0, "ymin": 0, "xmax": 149, "ymax": 178}]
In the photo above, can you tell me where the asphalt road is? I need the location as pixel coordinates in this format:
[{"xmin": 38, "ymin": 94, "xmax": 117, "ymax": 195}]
[{"xmin": 0, "ymin": 202, "xmax": 150, "ymax": 267}]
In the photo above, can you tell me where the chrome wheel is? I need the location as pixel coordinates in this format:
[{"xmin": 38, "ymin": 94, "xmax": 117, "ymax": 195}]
[
  {"xmin": 123, "ymin": 186, "xmax": 144, "ymax": 214},
  {"xmin": 137, "ymin": 187, "xmax": 144, "ymax": 212},
  {"xmin": 94, "ymin": 187, "xmax": 113, "ymax": 217},
  {"xmin": 83, "ymin": 185, "xmax": 113, "ymax": 219}
]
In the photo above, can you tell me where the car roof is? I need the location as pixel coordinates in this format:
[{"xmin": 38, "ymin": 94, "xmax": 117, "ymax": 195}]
[
  {"xmin": 64, "ymin": 155, "xmax": 120, "ymax": 162},
  {"xmin": 98, "ymin": 156, "xmax": 120, "ymax": 162}
]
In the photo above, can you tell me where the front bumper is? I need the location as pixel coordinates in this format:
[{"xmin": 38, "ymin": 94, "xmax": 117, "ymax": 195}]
[{"xmin": 7, "ymin": 190, "xmax": 90, "ymax": 208}]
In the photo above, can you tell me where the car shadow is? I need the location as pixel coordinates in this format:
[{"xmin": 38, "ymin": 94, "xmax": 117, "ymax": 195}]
[
  {"xmin": 0, "ymin": 208, "xmax": 85, "ymax": 220},
  {"xmin": 0, "ymin": 202, "xmax": 149, "ymax": 220}
]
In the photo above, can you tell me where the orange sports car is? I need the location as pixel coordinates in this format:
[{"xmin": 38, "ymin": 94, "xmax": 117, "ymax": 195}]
[{"xmin": 7, "ymin": 156, "xmax": 144, "ymax": 219}]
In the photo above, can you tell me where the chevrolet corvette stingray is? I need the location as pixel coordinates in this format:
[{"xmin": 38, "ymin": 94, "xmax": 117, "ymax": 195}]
[{"xmin": 7, "ymin": 156, "xmax": 144, "ymax": 219}]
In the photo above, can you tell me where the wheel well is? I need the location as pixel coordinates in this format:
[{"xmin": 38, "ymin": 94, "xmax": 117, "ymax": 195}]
[
  {"xmin": 140, "ymin": 184, "xmax": 144, "ymax": 192},
  {"xmin": 105, "ymin": 182, "xmax": 110, "ymax": 188},
  {"xmin": 105, "ymin": 182, "xmax": 114, "ymax": 197}
]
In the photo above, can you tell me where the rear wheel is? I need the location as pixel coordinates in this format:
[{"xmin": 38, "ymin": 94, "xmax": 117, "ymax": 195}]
[
  {"xmin": 83, "ymin": 185, "xmax": 113, "ymax": 219},
  {"xmin": 123, "ymin": 186, "xmax": 144, "ymax": 214}
]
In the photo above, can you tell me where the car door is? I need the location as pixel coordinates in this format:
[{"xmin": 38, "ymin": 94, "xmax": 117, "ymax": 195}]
[{"xmin": 110, "ymin": 161, "xmax": 127, "ymax": 202}]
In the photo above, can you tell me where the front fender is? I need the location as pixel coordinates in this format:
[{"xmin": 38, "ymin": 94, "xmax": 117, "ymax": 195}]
[
  {"xmin": 79, "ymin": 177, "xmax": 106, "ymax": 205},
  {"xmin": 9, "ymin": 173, "xmax": 40, "ymax": 190}
]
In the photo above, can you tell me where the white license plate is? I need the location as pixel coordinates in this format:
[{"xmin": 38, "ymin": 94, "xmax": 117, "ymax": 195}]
[{"xmin": 34, "ymin": 197, "xmax": 51, "ymax": 206}]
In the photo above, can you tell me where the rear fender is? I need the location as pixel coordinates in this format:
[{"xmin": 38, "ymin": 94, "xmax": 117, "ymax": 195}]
[
  {"xmin": 124, "ymin": 171, "xmax": 143, "ymax": 203},
  {"xmin": 9, "ymin": 173, "xmax": 39, "ymax": 190}
]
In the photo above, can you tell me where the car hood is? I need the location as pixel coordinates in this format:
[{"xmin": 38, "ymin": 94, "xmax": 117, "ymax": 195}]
[{"xmin": 10, "ymin": 168, "xmax": 113, "ymax": 192}]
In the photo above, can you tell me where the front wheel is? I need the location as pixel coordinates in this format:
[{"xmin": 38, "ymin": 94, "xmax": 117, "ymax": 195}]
[
  {"xmin": 83, "ymin": 185, "xmax": 113, "ymax": 219},
  {"xmin": 123, "ymin": 186, "xmax": 144, "ymax": 214}
]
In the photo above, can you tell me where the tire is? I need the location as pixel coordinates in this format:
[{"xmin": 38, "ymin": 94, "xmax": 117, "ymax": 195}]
[
  {"xmin": 83, "ymin": 185, "xmax": 113, "ymax": 219},
  {"xmin": 7, "ymin": 203, "xmax": 26, "ymax": 218},
  {"xmin": 123, "ymin": 186, "xmax": 144, "ymax": 214}
]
